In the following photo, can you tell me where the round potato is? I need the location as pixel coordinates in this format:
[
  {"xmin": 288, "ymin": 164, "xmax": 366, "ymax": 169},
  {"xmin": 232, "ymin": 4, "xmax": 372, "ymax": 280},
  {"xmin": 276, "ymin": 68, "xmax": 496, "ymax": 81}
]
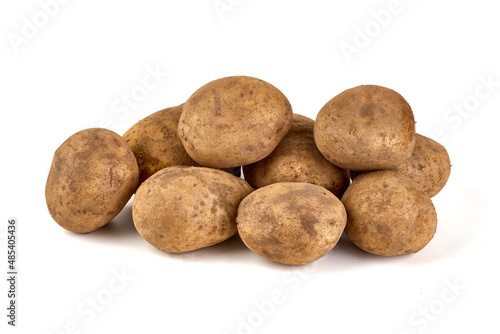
[
  {"xmin": 243, "ymin": 114, "xmax": 349, "ymax": 198},
  {"xmin": 133, "ymin": 166, "xmax": 253, "ymax": 253},
  {"xmin": 178, "ymin": 76, "xmax": 293, "ymax": 168},
  {"xmin": 237, "ymin": 182, "xmax": 347, "ymax": 265},
  {"xmin": 314, "ymin": 85, "xmax": 416, "ymax": 171},
  {"xmin": 341, "ymin": 170, "xmax": 437, "ymax": 256},
  {"xmin": 123, "ymin": 104, "xmax": 199, "ymax": 186},
  {"xmin": 45, "ymin": 128, "xmax": 139, "ymax": 233}
]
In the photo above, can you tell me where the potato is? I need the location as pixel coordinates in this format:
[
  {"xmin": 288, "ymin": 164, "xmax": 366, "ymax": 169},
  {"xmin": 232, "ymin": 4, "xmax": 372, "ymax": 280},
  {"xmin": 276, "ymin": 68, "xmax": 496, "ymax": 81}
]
[
  {"xmin": 45, "ymin": 128, "xmax": 139, "ymax": 233},
  {"xmin": 341, "ymin": 170, "xmax": 437, "ymax": 256},
  {"xmin": 349, "ymin": 134, "xmax": 451, "ymax": 197},
  {"xmin": 123, "ymin": 104, "xmax": 199, "ymax": 186},
  {"xmin": 236, "ymin": 182, "xmax": 347, "ymax": 265},
  {"xmin": 133, "ymin": 166, "xmax": 253, "ymax": 253},
  {"xmin": 388, "ymin": 134, "xmax": 451, "ymax": 197},
  {"xmin": 178, "ymin": 76, "xmax": 293, "ymax": 168},
  {"xmin": 243, "ymin": 114, "xmax": 349, "ymax": 198},
  {"xmin": 314, "ymin": 85, "xmax": 416, "ymax": 171}
]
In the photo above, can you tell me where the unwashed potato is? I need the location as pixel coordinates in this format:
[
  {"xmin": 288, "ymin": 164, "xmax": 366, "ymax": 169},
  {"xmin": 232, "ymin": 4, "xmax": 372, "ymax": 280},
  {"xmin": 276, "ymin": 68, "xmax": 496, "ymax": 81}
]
[
  {"xmin": 237, "ymin": 182, "xmax": 347, "ymax": 265},
  {"xmin": 178, "ymin": 76, "xmax": 293, "ymax": 168},
  {"xmin": 341, "ymin": 170, "xmax": 437, "ymax": 256},
  {"xmin": 123, "ymin": 104, "xmax": 199, "ymax": 186},
  {"xmin": 133, "ymin": 166, "xmax": 253, "ymax": 253},
  {"xmin": 387, "ymin": 134, "xmax": 451, "ymax": 197},
  {"xmin": 45, "ymin": 128, "xmax": 139, "ymax": 233},
  {"xmin": 350, "ymin": 134, "xmax": 451, "ymax": 197},
  {"xmin": 314, "ymin": 85, "xmax": 416, "ymax": 171},
  {"xmin": 243, "ymin": 114, "xmax": 349, "ymax": 198}
]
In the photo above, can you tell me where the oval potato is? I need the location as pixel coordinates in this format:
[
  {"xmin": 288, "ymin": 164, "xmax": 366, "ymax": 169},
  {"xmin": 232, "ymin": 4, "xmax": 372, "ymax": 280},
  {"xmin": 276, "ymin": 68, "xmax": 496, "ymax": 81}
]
[
  {"xmin": 178, "ymin": 76, "xmax": 293, "ymax": 168},
  {"xmin": 342, "ymin": 170, "xmax": 437, "ymax": 256},
  {"xmin": 133, "ymin": 166, "xmax": 253, "ymax": 253},
  {"xmin": 243, "ymin": 114, "xmax": 349, "ymax": 198},
  {"xmin": 123, "ymin": 104, "xmax": 199, "ymax": 186},
  {"xmin": 349, "ymin": 134, "xmax": 451, "ymax": 197},
  {"xmin": 314, "ymin": 85, "xmax": 416, "ymax": 171},
  {"xmin": 237, "ymin": 182, "xmax": 347, "ymax": 265},
  {"xmin": 45, "ymin": 128, "xmax": 139, "ymax": 233},
  {"xmin": 389, "ymin": 134, "xmax": 451, "ymax": 197}
]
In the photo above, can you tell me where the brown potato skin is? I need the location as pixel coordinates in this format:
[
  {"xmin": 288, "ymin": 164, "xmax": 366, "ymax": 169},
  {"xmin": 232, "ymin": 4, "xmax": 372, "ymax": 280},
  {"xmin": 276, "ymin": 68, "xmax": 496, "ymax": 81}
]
[
  {"xmin": 237, "ymin": 182, "xmax": 347, "ymax": 265},
  {"xmin": 341, "ymin": 170, "xmax": 437, "ymax": 256},
  {"xmin": 349, "ymin": 134, "xmax": 451, "ymax": 197},
  {"xmin": 178, "ymin": 76, "xmax": 293, "ymax": 168},
  {"xmin": 45, "ymin": 128, "xmax": 139, "ymax": 233},
  {"xmin": 132, "ymin": 166, "xmax": 253, "ymax": 253},
  {"xmin": 389, "ymin": 134, "xmax": 451, "ymax": 197},
  {"xmin": 243, "ymin": 114, "xmax": 349, "ymax": 198},
  {"xmin": 123, "ymin": 104, "xmax": 199, "ymax": 187},
  {"xmin": 314, "ymin": 85, "xmax": 416, "ymax": 171}
]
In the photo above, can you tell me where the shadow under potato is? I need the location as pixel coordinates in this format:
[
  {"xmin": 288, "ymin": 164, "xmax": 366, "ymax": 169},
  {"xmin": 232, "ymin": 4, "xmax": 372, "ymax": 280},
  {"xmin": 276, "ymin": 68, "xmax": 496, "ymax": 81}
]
[
  {"xmin": 89, "ymin": 203, "xmax": 138, "ymax": 239},
  {"xmin": 69, "ymin": 206, "xmax": 444, "ymax": 269},
  {"xmin": 81, "ymin": 201, "xmax": 250, "ymax": 261},
  {"xmin": 162, "ymin": 233, "xmax": 251, "ymax": 263}
]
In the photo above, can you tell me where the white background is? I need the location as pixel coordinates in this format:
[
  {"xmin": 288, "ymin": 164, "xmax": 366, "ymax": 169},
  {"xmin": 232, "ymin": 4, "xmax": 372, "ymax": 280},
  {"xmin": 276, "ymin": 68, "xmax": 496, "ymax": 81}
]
[{"xmin": 1, "ymin": 1, "xmax": 499, "ymax": 333}]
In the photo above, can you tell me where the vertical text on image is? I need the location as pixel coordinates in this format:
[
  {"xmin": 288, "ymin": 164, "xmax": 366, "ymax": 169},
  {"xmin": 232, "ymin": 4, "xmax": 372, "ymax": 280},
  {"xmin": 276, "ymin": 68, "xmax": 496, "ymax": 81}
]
[{"xmin": 6, "ymin": 218, "xmax": 18, "ymax": 326}]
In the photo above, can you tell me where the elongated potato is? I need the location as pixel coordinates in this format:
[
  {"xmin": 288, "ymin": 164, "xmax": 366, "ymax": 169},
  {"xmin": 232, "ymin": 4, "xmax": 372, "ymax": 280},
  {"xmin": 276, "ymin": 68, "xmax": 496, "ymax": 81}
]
[{"xmin": 133, "ymin": 166, "xmax": 253, "ymax": 253}]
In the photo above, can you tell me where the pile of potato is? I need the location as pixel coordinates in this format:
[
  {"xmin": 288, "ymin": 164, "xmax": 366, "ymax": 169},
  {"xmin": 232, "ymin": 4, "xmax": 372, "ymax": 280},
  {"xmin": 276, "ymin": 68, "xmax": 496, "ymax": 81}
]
[{"xmin": 45, "ymin": 76, "xmax": 451, "ymax": 265}]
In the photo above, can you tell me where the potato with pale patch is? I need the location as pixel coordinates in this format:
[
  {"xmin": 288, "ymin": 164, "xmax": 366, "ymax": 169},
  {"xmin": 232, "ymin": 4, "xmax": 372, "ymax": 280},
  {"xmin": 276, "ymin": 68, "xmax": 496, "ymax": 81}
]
[
  {"xmin": 132, "ymin": 166, "xmax": 253, "ymax": 253},
  {"xmin": 314, "ymin": 85, "xmax": 416, "ymax": 171},
  {"xmin": 243, "ymin": 114, "xmax": 349, "ymax": 198},
  {"xmin": 123, "ymin": 104, "xmax": 199, "ymax": 186},
  {"xmin": 178, "ymin": 76, "xmax": 293, "ymax": 168},
  {"xmin": 341, "ymin": 170, "xmax": 437, "ymax": 256},
  {"xmin": 236, "ymin": 182, "xmax": 347, "ymax": 265},
  {"xmin": 45, "ymin": 128, "xmax": 139, "ymax": 233}
]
